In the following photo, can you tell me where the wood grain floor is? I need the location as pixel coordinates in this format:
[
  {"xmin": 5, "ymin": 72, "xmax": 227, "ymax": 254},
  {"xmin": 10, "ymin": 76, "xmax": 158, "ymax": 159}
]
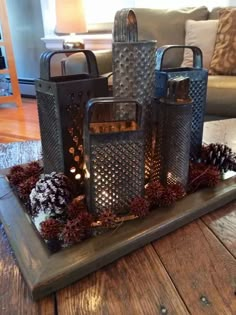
[{"xmin": 0, "ymin": 98, "xmax": 40, "ymax": 143}]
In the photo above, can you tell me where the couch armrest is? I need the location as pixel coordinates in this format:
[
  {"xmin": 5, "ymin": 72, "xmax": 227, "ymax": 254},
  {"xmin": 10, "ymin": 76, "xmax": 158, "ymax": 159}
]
[{"xmin": 63, "ymin": 49, "xmax": 112, "ymax": 75}]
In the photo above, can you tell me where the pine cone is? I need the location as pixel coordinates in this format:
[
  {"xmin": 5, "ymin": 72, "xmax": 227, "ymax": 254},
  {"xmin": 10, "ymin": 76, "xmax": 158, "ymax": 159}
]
[
  {"xmin": 62, "ymin": 218, "xmax": 87, "ymax": 245},
  {"xmin": 130, "ymin": 196, "xmax": 150, "ymax": 218},
  {"xmin": 201, "ymin": 143, "xmax": 236, "ymax": 172},
  {"xmin": 98, "ymin": 209, "xmax": 118, "ymax": 228},
  {"xmin": 30, "ymin": 172, "xmax": 72, "ymax": 218},
  {"xmin": 158, "ymin": 187, "xmax": 176, "ymax": 207},
  {"xmin": 168, "ymin": 182, "xmax": 186, "ymax": 200},
  {"xmin": 145, "ymin": 181, "xmax": 165, "ymax": 207},
  {"xmin": 40, "ymin": 218, "xmax": 63, "ymax": 240}
]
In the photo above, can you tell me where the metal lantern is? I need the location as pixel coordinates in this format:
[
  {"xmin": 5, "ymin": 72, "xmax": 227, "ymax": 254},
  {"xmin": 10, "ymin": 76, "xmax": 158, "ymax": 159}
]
[
  {"xmin": 155, "ymin": 45, "xmax": 208, "ymax": 160},
  {"xmin": 153, "ymin": 77, "xmax": 192, "ymax": 187},
  {"xmin": 83, "ymin": 97, "xmax": 145, "ymax": 214},
  {"xmin": 35, "ymin": 50, "xmax": 108, "ymax": 193},
  {"xmin": 112, "ymin": 9, "xmax": 156, "ymax": 181}
]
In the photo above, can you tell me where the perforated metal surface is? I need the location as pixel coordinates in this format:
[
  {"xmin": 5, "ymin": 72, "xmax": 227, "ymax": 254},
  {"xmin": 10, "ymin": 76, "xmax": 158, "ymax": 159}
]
[
  {"xmin": 36, "ymin": 89, "xmax": 63, "ymax": 173},
  {"xmin": 152, "ymin": 101, "xmax": 192, "ymax": 186},
  {"xmin": 155, "ymin": 69, "xmax": 208, "ymax": 160},
  {"xmin": 88, "ymin": 136, "xmax": 144, "ymax": 214},
  {"xmin": 35, "ymin": 75, "xmax": 108, "ymax": 193},
  {"xmin": 113, "ymin": 41, "xmax": 156, "ymax": 180}
]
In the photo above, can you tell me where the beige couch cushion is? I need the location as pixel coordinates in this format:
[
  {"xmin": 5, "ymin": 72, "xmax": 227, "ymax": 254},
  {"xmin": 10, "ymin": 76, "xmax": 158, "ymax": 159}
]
[
  {"xmin": 181, "ymin": 20, "xmax": 218, "ymax": 69},
  {"xmin": 133, "ymin": 6, "xmax": 209, "ymax": 68}
]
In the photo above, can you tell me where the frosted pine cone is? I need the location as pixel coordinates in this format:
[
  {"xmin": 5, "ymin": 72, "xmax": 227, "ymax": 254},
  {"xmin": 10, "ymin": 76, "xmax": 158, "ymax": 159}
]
[{"xmin": 30, "ymin": 172, "xmax": 72, "ymax": 217}]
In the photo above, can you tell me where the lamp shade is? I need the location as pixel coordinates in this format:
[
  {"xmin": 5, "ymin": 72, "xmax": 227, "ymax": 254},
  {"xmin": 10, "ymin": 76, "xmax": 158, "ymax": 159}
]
[{"xmin": 55, "ymin": 0, "xmax": 87, "ymax": 34}]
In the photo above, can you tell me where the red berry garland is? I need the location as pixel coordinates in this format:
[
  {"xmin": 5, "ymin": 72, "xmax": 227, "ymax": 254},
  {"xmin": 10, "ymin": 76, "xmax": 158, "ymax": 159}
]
[
  {"xmin": 40, "ymin": 218, "xmax": 63, "ymax": 240},
  {"xmin": 130, "ymin": 196, "xmax": 150, "ymax": 218},
  {"xmin": 62, "ymin": 218, "xmax": 88, "ymax": 245},
  {"xmin": 24, "ymin": 161, "xmax": 42, "ymax": 177},
  {"xmin": 188, "ymin": 163, "xmax": 220, "ymax": 192},
  {"xmin": 157, "ymin": 187, "xmax": 176, "ymax": 207},
  {"xmin": 98, "ymin": 209, "xmax": 118, "ymax": 227},
  {"xmin": 67, "ymin": 199, "xmax": 88, "ymax": 219},
  {"xmin": 77, "ymin": 211, "xmax": 93, "ymax": 229},
  {"xmin": 17, "ymin": 176, "xmax": 39, "ymax": 200},
  {"xmin": 145, "ymin": 181, "xmax": 165, "ymax": 207},
  {"xmin": 168, "ymin": 182, "xmax": 186, "ymax": 200}
]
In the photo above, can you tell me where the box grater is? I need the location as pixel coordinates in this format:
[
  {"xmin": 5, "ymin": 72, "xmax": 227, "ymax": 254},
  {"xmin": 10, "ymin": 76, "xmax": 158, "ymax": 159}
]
[
  {"xmin": 35, "ymin": 50, "xmax": 108, "ymax": 194},
  {"xmin": 83, "ymin": 97, "xmax": 145, "ymax": 214},
  {"xmin": 155, "ymin": 45, "xmax": 208, "ymax": 160},
  {"xmin": 112, "ymin": 8, "xmax": 156, "ymax": 181}
]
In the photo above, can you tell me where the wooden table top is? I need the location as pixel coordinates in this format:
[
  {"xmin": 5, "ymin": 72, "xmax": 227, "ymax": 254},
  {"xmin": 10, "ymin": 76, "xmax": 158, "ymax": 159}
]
[{"xmin": 0, "ymin": 120, "xmax": 236, "ymax": 314}]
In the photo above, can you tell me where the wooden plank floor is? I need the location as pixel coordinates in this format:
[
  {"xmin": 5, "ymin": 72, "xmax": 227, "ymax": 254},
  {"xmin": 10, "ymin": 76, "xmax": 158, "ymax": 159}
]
[
  {"xmin": 0, "ymin": 98, "xmax": 236, "ymax": 314},
  {"xmin": 0, "ymin": 98, "xmax": 40, "ymax": 143}
]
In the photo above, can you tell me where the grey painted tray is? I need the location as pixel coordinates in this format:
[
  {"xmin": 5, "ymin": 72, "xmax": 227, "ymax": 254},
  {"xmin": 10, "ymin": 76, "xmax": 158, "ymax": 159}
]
[{"xmin": 0, "ymin": 174, "xmax": 236, "ymax": 300}]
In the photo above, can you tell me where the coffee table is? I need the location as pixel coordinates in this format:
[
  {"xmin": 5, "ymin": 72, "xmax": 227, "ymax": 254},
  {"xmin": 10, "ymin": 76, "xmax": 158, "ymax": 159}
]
[{"xmin": 0, "ymin": 120, "xmax": 236, "ymax": 314}]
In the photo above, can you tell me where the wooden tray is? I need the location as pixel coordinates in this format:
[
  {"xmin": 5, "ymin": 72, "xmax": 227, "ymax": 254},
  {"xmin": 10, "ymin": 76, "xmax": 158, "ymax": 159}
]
[{"xmin": 0, "ymin": 174, "xmax": 236, "ymax": 300}]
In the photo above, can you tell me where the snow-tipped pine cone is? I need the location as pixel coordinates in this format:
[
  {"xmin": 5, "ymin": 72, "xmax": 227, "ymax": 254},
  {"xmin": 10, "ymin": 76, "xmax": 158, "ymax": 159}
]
[{"xmin": 30, "ymin": 172, "xmax": 72, "ymax": 217}]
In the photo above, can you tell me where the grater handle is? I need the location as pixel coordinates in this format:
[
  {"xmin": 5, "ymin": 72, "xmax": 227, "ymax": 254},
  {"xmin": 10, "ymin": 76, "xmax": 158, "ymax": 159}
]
[
  {"xmin": 113, "ymin": 9, "xmax": 138, "ymax": 42},
  {"xmin": 156, "ymin": 45, "xmax": 203, "ymax": 70},
  {"xmin": 84, "ymin": 97, "xmax": 142, "ymax": 134},
  {"xmin": 39, "ymin": 49, "xmax": 99, "ymax": 80}
]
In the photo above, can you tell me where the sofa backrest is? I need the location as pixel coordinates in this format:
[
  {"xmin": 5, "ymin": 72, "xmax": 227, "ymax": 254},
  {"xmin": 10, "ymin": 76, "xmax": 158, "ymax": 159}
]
[{"xmin": 133, "ymin": 6, "xmax": 209, "ymax": 68}]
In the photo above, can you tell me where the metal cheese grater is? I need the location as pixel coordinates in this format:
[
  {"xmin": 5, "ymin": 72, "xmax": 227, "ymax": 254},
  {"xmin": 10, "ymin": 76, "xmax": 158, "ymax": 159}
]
[
  {"xmin": 83, "ymin": 97, "xmax": 145, "ymax": 214},
  {"xmin": 35, "ymin": 49, "xmax": 108, "ymax": 193},
  {"xmin": 153, "ymin": 77, "xmax": 192, "ymax": 187},
  {"xmin": 112, "ymin": 9, "xmax": 156, "ymax": 181},
  {"xmin": 155, "ymin": 45, "xmax": 208, "ymax": 160}
]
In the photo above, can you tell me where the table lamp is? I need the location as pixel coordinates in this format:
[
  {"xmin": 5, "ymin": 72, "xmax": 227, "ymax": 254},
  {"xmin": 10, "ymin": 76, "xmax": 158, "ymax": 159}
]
[{"xmin": 55, "ymin": 0, "xmax": 87, "ymax": 49}]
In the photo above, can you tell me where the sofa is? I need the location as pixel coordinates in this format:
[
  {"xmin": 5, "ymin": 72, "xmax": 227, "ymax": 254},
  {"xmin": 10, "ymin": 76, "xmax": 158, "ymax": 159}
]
[{"xmin": 64, "ymin": 6, "xmax": 236, "ymax": 119}]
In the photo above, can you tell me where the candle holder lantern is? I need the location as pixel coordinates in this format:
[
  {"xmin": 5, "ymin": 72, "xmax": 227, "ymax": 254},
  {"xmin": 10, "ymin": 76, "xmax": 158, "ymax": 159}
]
[{"xmin": 84, "ymin": 97, "xmax": 145, "ymax": 214}]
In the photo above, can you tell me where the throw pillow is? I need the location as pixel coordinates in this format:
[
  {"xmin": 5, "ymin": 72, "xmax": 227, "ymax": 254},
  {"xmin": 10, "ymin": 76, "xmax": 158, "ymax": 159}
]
[
  {"xmin": 181, "ymin": 19, "xmax": 219, "ymax": 69},
  {"xmin": 209, "ymin": 8, "xmax": 236, "ymax": 75}
]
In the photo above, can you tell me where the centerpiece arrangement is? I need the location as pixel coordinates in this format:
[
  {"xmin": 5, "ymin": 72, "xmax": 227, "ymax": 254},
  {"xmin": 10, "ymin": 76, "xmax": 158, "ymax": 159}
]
[{"xmin": 1, "ymin": 9, "xmax": 236, "ymax": 300}]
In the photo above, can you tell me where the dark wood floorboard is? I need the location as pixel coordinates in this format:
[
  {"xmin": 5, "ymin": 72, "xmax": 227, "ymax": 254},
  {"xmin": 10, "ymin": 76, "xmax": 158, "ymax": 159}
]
[
  {"xmin": 202, "ymin": 201, "xmax": 236, "ymax": 258},
  {"xmin": 152, "ymin": 219, "xmax": 236, "ymax": 315},
  {"xmin": 56, "ymin": 245, "xmax": 189, "ymax": 315},
  {"xmin": 0, "ymin": 225, "xmax": 55, "ymax": 315}
]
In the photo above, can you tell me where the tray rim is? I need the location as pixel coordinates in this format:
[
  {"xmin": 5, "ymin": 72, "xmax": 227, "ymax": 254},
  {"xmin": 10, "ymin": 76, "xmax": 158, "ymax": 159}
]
[{"xmin": 0, "ymin": 173, "xmax": 236, "ymax": 300}]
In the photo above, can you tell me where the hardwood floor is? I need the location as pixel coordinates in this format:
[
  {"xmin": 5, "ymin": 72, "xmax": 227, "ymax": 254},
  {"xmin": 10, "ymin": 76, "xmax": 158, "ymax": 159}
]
[{"xmin": 0, "ymin": 98, "xmax": 40, "ymax": 143}]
